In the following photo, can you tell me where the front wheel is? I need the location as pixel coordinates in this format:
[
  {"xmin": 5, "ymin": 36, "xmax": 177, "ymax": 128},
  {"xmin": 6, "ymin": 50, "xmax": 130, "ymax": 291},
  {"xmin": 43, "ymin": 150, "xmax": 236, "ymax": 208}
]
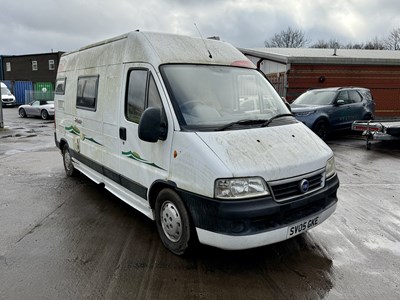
[
  {"xmin": 155, "ymin": 189, "xmax": 193, "ymax": 255},
  {"xmin": 19, "ymin": 108, "xmax": 26, "ymax": 118},
  {"xmin": 62, "ymin": 144, "xmax": 78, "ymax": 177},
  {"xmin": 41, "ymin": 110, "xmax": 49, "ymax": 120},
  {"xmin": 313, "ymin": 119, "xmax": 329, "ymax": 140}
]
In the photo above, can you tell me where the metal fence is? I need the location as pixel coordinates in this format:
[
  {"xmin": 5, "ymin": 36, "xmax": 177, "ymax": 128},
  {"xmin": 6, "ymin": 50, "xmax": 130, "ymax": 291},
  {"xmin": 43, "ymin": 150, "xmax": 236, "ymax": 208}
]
[{"xmin": 25, "ymin": 90, "xmax": 55, "ymax": 103}]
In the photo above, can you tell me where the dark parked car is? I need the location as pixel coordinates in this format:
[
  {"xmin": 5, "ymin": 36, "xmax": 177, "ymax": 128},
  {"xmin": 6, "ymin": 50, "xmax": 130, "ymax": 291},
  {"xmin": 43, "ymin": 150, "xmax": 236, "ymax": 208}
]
[{"xmin": 290, "ymin": 87, "xmax": 375, "ymax": 139}]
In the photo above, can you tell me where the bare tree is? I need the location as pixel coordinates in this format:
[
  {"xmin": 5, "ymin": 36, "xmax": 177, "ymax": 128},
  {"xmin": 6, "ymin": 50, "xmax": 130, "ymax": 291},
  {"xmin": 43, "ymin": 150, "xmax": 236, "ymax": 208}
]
[
  {"xmin": 364, "ymin": 37, "xmax": 386, "ymax": 50},
  {"xmin": 265, "ymin": 27, "xmax": 309, "ymax": 48},
  {"xmin": 385, "ymin": 28, "xmax": 400, "ymax": 50},
  {"xmin": 311, "ymin": 39, "xmax": 341, "ymax": 49}
]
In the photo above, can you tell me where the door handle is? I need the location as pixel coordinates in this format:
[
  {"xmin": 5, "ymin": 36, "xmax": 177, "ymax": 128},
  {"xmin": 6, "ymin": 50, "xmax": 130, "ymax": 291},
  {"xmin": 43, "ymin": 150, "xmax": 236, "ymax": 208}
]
[{"xmin": 119, "ymin": 127, "xmax": 127, "ymax": 141}]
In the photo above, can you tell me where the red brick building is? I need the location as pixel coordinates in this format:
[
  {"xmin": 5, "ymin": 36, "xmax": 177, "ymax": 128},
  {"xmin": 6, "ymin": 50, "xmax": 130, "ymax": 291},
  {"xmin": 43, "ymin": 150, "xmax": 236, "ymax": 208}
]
[{"xmin": 240, "ymin": 48, "xmax": 400, "ymax": 117}]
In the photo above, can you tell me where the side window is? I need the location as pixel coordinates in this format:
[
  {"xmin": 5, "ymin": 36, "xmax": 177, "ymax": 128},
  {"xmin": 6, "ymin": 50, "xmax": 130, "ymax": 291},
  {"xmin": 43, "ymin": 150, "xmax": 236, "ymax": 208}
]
[
  {"xmin": 337, "ymin": 91, "xmax": 350, "ymax": 104},
  {"xmin": 125, "ymin": 69, "xmax": 164, "ymax": 123},
  {"xmin": 148, "ymin": 74, "xmax": 163, "ymax": 110},
  {"xmin": 55, "ymin": 78, "xmax": 66, "ymax": 95},
  {"xmin": 76, "ymin": 76, "xmax": 99, "ymax": 111},
  {"xmin": 349, "ymin": 90, "xmax": 362, "ymax": 103},
  {"xmin": 126, "ymin": 70, "xmax": 147, "ymax": 123},
  {"xmin": 359, "ymin": 89, "xmax": 372, "ymax": 101}
]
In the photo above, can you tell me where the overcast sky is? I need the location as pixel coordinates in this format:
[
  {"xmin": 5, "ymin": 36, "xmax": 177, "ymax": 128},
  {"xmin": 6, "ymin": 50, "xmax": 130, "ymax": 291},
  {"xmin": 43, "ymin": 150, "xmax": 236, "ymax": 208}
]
[{"xmin": 1, "ymin": 0, "xmax": 400, "ymax": 55}]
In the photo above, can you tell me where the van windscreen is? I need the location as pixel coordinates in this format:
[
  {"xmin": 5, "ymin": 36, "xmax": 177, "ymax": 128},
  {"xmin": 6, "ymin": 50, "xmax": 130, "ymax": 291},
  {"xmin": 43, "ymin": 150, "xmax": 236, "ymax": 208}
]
[{"xmin": 160, "ymin": 65, "xmax": 290, "ymax": 130}]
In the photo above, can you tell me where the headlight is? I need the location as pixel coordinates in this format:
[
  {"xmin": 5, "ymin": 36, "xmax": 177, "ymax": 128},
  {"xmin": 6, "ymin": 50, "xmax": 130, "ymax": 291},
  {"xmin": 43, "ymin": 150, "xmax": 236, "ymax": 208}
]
[
  {"xmin": 326, "ymin": 156, "xmax": 336, "ymax": 179},
  {"xmin": 295, "ymin": 110, "xmax": 316, "ymax": 117},
  {"xmin": 215, "ymin": 177, "xmax": 269, "ymax": 199}
]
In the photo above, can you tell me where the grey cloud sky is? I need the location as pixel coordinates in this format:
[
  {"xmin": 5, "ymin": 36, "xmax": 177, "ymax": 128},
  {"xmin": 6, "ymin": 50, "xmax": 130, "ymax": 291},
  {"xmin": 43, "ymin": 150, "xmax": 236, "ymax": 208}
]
[{"xmin": 1, "ymin": 0, "xmax": 400, "ymax": 55}]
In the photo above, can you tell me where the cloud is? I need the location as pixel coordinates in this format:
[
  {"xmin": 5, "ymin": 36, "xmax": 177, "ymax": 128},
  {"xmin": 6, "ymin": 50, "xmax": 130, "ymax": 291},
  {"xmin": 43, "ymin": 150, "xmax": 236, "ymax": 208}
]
[{"xmin": 0, "ymin": 0, "xmax": 399, "ymax": 55}]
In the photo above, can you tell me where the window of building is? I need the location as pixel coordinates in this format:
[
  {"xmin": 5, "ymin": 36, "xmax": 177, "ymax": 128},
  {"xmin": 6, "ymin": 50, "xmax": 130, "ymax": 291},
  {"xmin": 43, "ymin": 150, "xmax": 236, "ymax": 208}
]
[
  {"xmin": 76, "ymin": 76, "xmax": 99, "ymax": 111},
  {"xmin": 5, "ymin": 62, "xmax": 11, "ymax": 72},
  {"xmin": 32, "ymin": 61, "xmax": 38, "ymax": 71},
  {"xmin": 49, "ymin": 60, "xmax": 55, "ymax": 70}
]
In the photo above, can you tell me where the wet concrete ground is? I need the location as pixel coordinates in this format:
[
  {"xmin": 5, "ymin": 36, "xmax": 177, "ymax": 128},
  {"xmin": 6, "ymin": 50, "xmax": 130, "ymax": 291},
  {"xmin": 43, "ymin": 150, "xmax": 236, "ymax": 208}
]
[{"xmin": 1, "ymin": 107, "xmax": 399, "ymax": 299}]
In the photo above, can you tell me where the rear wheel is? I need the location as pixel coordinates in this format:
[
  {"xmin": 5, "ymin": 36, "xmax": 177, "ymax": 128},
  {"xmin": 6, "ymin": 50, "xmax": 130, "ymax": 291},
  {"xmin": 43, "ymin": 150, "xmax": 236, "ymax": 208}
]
[
  {"xmin": 362, "ymin": 114, "xmax": 374, "ymax": 120},
  {"xmin": 62, "ymin": 144, "xmax": 78, "ymax": 176},
  {"xmin": 19, "ymin": 108, "xmax": 26, "ymax": 118},
  {"xmin": 313, "ymin": 119, "xmax": 329, "ymax": 140},
  {"xmin": 41, "ymin": 110, "xmax": 49, "ymax": 120},
  {"xmin": 155, "ymin": 189, "xmax": 192, "ymax": 255}
]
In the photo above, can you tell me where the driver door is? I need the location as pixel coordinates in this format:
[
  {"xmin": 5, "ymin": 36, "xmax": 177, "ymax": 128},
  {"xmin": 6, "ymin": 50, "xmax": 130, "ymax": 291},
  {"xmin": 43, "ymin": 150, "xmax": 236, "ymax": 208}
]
[
  {"xmin": 26, "ymin": 100, "xmax": 41, "ymax": 116},
  {"xmin": 118, "ymin": 64, "xmax": 172, "ymax": 203}
]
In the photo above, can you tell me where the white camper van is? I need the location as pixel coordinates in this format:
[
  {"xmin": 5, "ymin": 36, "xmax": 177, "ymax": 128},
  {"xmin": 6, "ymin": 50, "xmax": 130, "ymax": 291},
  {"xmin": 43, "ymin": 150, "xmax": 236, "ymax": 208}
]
[
  {"xmin": 54, "ymin": 31, "xmax": 339, "ymax": 255},
  {"xmin": 1, "ymin": 82, "xmax": 16, "ymax": 107}
]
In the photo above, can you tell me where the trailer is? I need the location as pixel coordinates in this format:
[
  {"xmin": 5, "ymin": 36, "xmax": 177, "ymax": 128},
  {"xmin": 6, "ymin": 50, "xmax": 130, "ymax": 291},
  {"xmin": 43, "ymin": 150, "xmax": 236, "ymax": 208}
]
[{"xmin": 352, "ymin": 119, "xmax": 400, "ymax": 150}]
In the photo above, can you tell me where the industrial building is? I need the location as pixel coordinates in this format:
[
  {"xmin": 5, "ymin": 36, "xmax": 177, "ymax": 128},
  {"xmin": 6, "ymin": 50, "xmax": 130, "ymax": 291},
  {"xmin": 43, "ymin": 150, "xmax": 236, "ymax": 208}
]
[
  {"xmin": 0, "ymin": 52, "xmax": 63, "ymax": 104},
  {"xmin": 241, "ymin": 48, "xmax": 400, "ymax": 117}
]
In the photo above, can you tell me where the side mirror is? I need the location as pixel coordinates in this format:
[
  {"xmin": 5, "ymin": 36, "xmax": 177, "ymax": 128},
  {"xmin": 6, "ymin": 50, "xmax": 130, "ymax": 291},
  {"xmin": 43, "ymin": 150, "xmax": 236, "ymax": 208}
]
[
  {"xmin": 336, "ymin": 99, "xmax": 345, "ymax": 106},
  {"xmin": 138, "ymin": 107, "xmax": 162, "ymax": 143}
]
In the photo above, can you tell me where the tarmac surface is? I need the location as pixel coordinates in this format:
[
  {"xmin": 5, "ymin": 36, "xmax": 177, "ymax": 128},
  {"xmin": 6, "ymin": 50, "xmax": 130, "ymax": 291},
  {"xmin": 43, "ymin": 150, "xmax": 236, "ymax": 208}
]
[{"xmin": 1, "ymin": 107, "xmax": 400, "ymax": 299}]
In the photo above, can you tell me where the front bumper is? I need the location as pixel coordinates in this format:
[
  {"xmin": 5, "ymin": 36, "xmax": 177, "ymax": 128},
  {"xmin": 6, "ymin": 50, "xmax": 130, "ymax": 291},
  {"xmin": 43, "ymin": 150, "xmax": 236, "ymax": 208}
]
[
  {"xmin": 2, "ymin": 99, "xmax": 16, "ymax": 106},
  {"xmin": 178, "ymin": 174, "xmax": 339, "ymax": 250}
]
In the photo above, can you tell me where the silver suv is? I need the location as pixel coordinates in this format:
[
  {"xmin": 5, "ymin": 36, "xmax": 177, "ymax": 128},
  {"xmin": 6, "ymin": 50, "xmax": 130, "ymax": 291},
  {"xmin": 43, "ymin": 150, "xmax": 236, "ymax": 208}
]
[{"xmin": 290, "ymin": 87, "xmax": 376, "ymax": 139}]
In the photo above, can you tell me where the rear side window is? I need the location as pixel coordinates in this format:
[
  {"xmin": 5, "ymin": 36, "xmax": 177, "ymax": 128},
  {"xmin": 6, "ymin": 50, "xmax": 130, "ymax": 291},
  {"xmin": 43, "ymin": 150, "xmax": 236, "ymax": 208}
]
[
  {"xmin": 76, "ymin": 76, "xmax": 99, "ymax": 111},
  {"xmin": 359, "ymin": 89, "xmax": 373, "ymax": 101},
  {"xmin": 55, "ymin": 78, "xmax": 66, "ymax": 95},
  {"xmin": 349, "ymin": 90, "xmax": 362, "ymax": 103},
  {"xmin": 125, "ymin": 69, "xmax": 164, "ymax": 123}
]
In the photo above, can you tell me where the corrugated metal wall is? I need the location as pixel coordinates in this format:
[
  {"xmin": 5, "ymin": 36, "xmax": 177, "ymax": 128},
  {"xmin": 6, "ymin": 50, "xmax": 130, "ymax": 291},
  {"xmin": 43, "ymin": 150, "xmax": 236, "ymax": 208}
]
[
  {"xmin": 33, "ymin": 82, "xmax": 54, "ymax": 101},
  {"xmin": 287, "ymin": 64, "xmax": 400, "ymax": 116},
  {"xmin": 13, "ymin": 81, "xmax": 33, "ymax": 104},
  {"xmin": 34, "ymin": 82, "xmax": 54, "ymax": 92}
]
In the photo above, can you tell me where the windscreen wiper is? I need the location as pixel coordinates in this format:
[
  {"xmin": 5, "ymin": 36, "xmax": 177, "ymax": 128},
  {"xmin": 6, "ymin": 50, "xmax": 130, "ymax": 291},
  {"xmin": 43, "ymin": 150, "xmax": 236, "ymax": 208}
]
[
  {"xmin": 261, "ymin": 114, "xmax": 294, "ymax": 127},
  {"xmin": 214, "ymin": 119, "xmax": 267, "ymax": 131}
]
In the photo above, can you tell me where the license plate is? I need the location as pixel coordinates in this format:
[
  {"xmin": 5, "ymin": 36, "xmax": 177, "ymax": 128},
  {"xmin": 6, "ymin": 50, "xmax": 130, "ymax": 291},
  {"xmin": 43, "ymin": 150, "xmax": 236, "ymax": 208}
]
[{"xmin": 287, "ymin": 214, "xmax": 320, "ymax": 238}]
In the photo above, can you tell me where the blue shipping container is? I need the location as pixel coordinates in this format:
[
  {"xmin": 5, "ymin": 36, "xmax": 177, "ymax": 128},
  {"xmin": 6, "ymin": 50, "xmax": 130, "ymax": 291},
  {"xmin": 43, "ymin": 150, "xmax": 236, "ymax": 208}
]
[{"xmin": 13, "ymin": 81, "xmax": 33, "ymax": 104}]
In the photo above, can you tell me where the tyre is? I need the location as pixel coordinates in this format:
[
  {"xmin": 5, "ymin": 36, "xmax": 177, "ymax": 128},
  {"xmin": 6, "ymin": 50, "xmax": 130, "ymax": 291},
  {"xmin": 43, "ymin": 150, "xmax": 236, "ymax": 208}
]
[
  {"xmin": 155, "ymin": 189, "xmax": 193, "ymax": 255},
  {"xmin": 19, "ymin": 108, "xmax": 27, "ymax": 118},
  {"xmin": 312, "ymin": 119, "xmax": 329, "ymax": 140},
  {"xmin": 41, "ymin": 110, "xmax": 49, "ymax": 120},
  {"xmin": 62, "ymin": 144, "xmax": 78, "ymax": 177}
]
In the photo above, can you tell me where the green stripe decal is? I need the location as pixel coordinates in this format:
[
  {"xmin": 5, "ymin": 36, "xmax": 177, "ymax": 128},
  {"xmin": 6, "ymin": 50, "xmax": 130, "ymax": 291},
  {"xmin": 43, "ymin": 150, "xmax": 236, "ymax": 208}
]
[
  {"xmin": 122, "ymin": 151, "xmax": 165, "ymax": 170},
  {"xmin": 65, "ymin": 125, "xmax": 80, "ymax": 135},
  {"xmin": 65, "ymin": 125, "xmax": 103, "ymax": 146}
]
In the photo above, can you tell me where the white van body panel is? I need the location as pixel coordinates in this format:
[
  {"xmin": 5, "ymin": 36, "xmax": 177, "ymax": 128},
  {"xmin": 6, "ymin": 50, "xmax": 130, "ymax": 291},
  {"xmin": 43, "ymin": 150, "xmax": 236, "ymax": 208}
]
[
  {"xmin": 196, "ymin": 123, "xmax": 331, "ymax": 180},
  {"xmin": 169, "ymin": 132, "xmax": 232, "ymax": 198}
]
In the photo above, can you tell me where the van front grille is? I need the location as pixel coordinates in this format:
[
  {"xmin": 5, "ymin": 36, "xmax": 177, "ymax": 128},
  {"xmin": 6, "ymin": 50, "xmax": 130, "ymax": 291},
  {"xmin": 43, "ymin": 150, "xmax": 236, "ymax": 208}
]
[{"xmin": 269, "ymin": 170, "xmax": 325, "ymax": 202}]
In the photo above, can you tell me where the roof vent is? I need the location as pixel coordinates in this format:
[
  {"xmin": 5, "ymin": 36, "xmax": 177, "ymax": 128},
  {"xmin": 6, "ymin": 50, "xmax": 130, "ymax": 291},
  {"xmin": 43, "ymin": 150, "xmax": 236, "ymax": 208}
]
[{"xmin": 333, "ymin": 43, "xmax": 338, "ymax": 56}]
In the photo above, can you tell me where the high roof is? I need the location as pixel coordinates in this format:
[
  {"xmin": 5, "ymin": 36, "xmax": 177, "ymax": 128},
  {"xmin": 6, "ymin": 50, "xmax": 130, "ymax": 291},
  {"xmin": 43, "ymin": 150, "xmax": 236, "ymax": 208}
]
[
  {"xmin": 60, "ymin": 31, "xmax": 253, "ymax": 72},
  {"xmin": 240, "ymin": 47, "xmax": 400, "ymax": 66}
]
